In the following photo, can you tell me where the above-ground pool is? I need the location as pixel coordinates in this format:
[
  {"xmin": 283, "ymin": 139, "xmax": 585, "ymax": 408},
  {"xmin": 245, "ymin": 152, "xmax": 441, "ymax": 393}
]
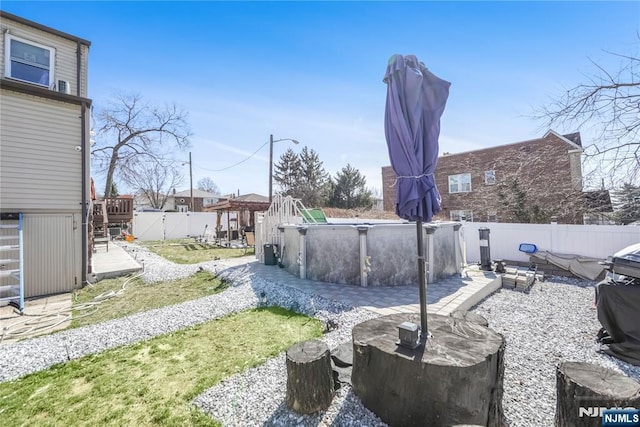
[{"xmin": 273, "ymin": 221, "xmax": 462, "ymax": 287}]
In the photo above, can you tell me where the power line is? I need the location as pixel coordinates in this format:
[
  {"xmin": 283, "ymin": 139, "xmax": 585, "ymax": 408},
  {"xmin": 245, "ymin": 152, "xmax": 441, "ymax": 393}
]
[{"xmin": 195, "ymin": 140, "xmax": 271, "ymax": 172}]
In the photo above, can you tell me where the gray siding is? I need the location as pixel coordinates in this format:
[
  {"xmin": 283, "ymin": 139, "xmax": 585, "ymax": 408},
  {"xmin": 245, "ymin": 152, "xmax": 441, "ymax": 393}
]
[
  {"xmin": 0, "ymin": 90, "xmax": 82, "ymax": 211},
  {"xmin": 0, "ymin": 17, "xmax": 88, "ymax": 97}
]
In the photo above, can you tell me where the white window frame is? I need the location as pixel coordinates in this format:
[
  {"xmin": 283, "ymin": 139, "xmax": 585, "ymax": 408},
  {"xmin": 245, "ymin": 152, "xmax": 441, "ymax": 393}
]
[
  {"xmin": 450, "ymin": 210, "xmax": 474, "ymax": 222},
  {"xmin": 4, "ymin": 34, "xmax": 55, "ymax": 88},
  {"xmin": 177, "ymin": 205, "xmax": 188, "ymax": 213},
  {"xmin": 484, "ymin": 170, "xmax": 496, "ymax": 185},
  {"xmin": 448, "ymin": 173, "xmax": 472, "ymax": 193}
]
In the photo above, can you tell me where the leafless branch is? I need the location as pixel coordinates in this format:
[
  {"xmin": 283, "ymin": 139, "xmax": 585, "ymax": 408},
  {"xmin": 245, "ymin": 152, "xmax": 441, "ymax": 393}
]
[
  {"xmin": 91, "ymin": 92, "xmax": 192, "ymax": 197},
  {"xmin": 535, "ymin": 44, "xmax": 639, "ymax": 187}
]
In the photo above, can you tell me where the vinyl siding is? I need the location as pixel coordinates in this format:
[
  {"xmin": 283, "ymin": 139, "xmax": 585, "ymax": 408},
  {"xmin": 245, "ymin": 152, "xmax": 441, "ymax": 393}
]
[
  {"xmin": 0, "ymin": 90, "xmax": 82, "ymax": 211},
  {"xmin": 0, "ymin": 213, "xmax": 78, "ymax": 297},
  {"xmin": 24, "ymin": 213, "xmax": 79, "ymax": 296},
  {"xmin": 0, "ymin": 17, "xmax": 88, "ymax": 97}
]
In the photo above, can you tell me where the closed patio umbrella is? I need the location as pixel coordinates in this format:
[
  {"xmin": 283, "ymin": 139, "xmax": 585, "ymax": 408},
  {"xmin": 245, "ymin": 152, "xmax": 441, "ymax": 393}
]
[{"xmin": 383, "ymin": 54, "xmax": 450, "ymax": 341}]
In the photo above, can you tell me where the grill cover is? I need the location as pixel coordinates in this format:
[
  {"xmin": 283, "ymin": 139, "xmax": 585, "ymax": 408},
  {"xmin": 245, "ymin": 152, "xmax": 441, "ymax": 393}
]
[{"xmin": 596, "ymin": 278, "xmax": 640, "ymax": 366}]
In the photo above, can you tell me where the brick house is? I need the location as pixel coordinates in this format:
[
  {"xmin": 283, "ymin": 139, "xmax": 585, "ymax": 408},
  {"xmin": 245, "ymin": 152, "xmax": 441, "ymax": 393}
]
[{"xmin": 382, "ymin": 131, "xmax": 585, "ymax": 223}]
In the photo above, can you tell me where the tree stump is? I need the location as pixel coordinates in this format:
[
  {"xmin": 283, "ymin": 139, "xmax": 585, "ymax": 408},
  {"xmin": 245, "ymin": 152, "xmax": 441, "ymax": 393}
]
[
  {"xmin": 352, "ymin": 313, "xmax": 505, "ymax": 427},
  {"xmin": 555, "ymin": 361, "xmax": 640, "ymax": 427},
  {"xmin": 286, "ymin": 339, "xmax": 334, "ymax": 414}
]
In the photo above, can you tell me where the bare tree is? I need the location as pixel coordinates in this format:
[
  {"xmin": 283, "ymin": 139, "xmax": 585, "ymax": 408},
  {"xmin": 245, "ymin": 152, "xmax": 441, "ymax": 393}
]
[
  {"xmin": 197, "ymin": 177, "xmax": 220, "ymax": 195},
  {"xmin": 537, "ymin": 41, "xmax": 639, "ymax": 187},
  {"xmin": 92, "ymin": 92, "xmax": 191, "ymax": 197},
  {"xmin": 122, "ymin": 160, "xmax": 183, "ymax": 209}
]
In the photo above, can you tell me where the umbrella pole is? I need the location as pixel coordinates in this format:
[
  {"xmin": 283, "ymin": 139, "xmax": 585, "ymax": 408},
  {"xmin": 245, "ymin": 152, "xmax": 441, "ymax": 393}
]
[{"xmin": 416, "ymin": 220, "xmax": 428, "ymax": 342}]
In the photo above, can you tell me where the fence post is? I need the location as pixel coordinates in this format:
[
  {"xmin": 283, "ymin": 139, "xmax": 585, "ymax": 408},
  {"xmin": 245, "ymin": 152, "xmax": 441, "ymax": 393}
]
[
  {"xmin": 358, "ymin": 225, "xmax": 370, "ymax": 287},
  {"xmin": 453, "ymin": 223, "xmax": 463, "ymax": 272},
  {"xmin": 550, "ymin": 216, "xmax": 558, "ymax": 253},
  {"xmin": 297, "ymin": 226, "xmax": 308, "ymax": 279},
  {"xmin": 424, "ymin": 225, "xmax": 437, "ymax": 283}
]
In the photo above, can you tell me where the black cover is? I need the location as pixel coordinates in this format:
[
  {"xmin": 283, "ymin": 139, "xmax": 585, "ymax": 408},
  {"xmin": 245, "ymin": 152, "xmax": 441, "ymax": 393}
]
[{"xmin": 596, "ymin": 278, "xmax": 640, "ymax": 366}]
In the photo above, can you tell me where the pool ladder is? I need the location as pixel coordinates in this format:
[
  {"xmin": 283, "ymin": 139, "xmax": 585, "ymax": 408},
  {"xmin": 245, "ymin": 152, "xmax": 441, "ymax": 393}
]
[{"xmin": 0, "ymin": 212, "xmax": 24, "ymax": 314}]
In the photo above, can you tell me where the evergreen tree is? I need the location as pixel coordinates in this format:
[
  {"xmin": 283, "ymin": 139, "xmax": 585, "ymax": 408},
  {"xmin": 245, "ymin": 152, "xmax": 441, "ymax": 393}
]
[
  {"xmin": 615, "ymin": 183, "xmax": 640, "ymax": 224},
  {"xmin": 497, "ymin": 178, "xmax": 554, "ymax": 223},
  {"xmin": 296, "ymin": 147, "xmax": 329, "ymax": 207},
  {"xmin": 273, "ymin": 148, "xmax": 302, "ymax": 197},
  {"xmin": 272, "ymin": 146, "xmax": 330, "ymax": 206},
  {"xmin": 109, "ymin": 182, "xmax": 119, "ymax": 197},
  {"xmin": 329, "ymin": 164, "xmax": 373, "ymax": 209}
]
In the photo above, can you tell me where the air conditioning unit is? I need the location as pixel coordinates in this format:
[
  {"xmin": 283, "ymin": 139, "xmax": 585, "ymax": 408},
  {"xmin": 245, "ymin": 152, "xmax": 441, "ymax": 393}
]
[{"xmin": 57, "ymin": 80, "xmax": 71, "ymax": 95}]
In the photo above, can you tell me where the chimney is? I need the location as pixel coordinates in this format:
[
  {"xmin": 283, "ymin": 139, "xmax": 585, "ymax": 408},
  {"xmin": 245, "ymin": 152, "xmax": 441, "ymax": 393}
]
[
  {"xmin": 237, "ymin": 189, "xmax": 240, "ymax": 197},
  {"xmin": 172, "ymin": 188, "xmax": 176, "ymax": 195}
]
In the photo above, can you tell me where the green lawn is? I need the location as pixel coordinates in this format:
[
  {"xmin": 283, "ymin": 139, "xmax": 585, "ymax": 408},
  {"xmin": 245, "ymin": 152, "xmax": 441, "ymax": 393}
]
[
  {"xmin": 0, "ymin": 308, "xmax": 324, "ymax": 426},
  {"xmin": 139, "ymin": 239, "xmax": 253, "ymax": 264},
  {"xmin": 72, "ymin": 270, "xmax": 227, "ymax": 328}
]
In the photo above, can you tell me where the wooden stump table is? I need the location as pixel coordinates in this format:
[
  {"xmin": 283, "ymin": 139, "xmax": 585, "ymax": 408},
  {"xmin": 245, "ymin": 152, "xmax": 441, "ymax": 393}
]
[
  {"xmin": 352, "ymin": 313, "xmax": 505, "ymax": 427},
  {"xmin": 286, "ymin": 339, "xmax": 334, "ymax": 414},
  {"xmin": 555, "ymin": 361, "xmax": 640, "ymax": 426}
]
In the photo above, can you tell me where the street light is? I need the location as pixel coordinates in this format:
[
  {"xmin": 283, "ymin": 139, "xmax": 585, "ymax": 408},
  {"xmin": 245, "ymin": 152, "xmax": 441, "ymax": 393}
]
[
  {"xmin": 181, "ymin": 152, "xmax": 193, "ymax": 212},
  {"xmin": 269, "ymin": 134, "xmax": 299, "ymax": 204}
]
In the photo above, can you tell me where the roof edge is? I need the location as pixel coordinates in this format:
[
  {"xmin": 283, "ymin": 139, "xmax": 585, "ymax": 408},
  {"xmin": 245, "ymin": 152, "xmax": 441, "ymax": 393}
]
[
  {"xmin": 544, "ymin": 130, "xmax": 584, "ymax": 151},
  {"xmin": 0, "ymin": 10, "xmax": 91, "ymax": 46}
]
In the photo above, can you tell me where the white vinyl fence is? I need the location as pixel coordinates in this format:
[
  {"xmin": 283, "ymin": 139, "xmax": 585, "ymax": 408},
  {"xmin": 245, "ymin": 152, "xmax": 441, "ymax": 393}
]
[
  {"xmin": 132, "ymin": 212, "xmax": 234, "ymax": 241},
  {"xmin": 461, "ymin": 222, "xmax": 640, "ymax": 263}
]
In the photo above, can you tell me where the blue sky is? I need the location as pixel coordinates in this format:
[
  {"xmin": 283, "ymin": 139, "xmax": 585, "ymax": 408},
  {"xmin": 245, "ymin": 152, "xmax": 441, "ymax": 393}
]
[{"xmin": 3, "ymin": 1, "xmax": 638, "ymax": 196}]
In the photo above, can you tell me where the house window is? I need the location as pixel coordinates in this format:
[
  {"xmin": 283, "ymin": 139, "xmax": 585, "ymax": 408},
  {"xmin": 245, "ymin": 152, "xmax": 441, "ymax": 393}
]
[
  {"xmin": 487, "ymin": 209, "xmax": 498, "ymax": 222},
  {"xmin": 450, "ymin": 210, "xmax": 473, "ymax": 222},
  {"xmin": 177, "ymin": 205, "xmax": 188, "ymax": 213},
  {"xmin": 5, "ymin": 35, "xmax": 55, "ymax": 87},
  {"xmin": 485, "ymin": 170, "xmax": 496, "ymax": 185},
  {"xmin": 448, "ymin": 173, "xmax": 472, "ymax": 193}
]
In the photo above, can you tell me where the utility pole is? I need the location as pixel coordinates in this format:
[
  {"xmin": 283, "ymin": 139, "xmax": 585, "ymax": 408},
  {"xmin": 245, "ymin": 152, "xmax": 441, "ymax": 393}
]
[
  {"xmin": 189, "ymin": 151, "xmax": 193, "ymax": 212},
  {"xmin": 269, "ymin": 134, "xmax": 274, "ymax": 204}
]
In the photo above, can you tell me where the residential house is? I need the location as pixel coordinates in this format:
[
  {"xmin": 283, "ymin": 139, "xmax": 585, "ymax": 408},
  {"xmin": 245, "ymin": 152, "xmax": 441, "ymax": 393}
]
[
  {"xmin": 168, "ymin": 189, "xmax": 219, "ymax": 212},
  {"xmin": 0, "ymin": 11, "xmax": 91, "ymax": 297},
  {"xmin": 582, "ymin": 190, "xmax": 615, "ymax": 225},
  {"xmin": 382, "ymin": 131, "xmax": 585, "ymax": 224},
  {"xmin": 134, "ymin": 188, "xmax": 220, "ymax": 212}
]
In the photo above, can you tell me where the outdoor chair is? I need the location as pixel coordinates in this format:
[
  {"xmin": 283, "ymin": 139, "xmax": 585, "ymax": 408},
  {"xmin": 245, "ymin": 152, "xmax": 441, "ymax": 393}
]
[{"xmin": 245, "ymin": 231, "xmax": 255, "ymax": 254}]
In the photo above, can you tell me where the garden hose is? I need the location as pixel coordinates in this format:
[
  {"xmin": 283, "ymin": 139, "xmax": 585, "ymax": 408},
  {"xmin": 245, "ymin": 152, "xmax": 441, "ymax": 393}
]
[{"xmin": 0, "ymin": 267, "xmax": 148, "ymax": 344}]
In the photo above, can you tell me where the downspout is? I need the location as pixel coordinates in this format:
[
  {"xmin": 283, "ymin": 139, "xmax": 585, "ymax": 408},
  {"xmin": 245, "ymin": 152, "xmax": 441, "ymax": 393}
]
[
  {"xmin": 81, "ymin": 101, "xmax": 88, "ymax": 285},
  {"xmin": 78, "ymin": 41, "xmax": 88, "ymax": 284},
  {"xmin": 76, "ymin": 41, "xmax": 81, "ymax": 96}
]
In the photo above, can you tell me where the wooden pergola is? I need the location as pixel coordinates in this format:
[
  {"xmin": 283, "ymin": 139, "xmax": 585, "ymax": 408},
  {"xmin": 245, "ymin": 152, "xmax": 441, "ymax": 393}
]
[{"xmin": 203, "ymin": 193, "xmax": 270, "ymax": 237}]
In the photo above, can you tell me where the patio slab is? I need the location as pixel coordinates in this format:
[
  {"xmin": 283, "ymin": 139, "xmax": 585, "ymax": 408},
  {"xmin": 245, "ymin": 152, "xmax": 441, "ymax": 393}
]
[
  {"xmin": 92, "ymin": 241, "xmax": 142, "ymax": 280},
  {"xmin": 0, "ymin": 293, "xmax": 72, "ymax": 345},
  {"xmin": 249, "ymin": 262, "xmax": 502, "ymax": 317}
]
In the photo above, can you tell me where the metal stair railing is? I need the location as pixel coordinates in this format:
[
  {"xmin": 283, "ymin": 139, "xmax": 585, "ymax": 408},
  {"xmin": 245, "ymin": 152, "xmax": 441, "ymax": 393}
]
[{"xmin": 257, "ymin": 194, "xmax": 317, "ymax": 261}]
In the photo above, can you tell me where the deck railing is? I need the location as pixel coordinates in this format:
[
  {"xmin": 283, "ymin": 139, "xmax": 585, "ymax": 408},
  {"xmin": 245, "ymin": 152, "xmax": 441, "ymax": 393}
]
[{"xmin": 93, "ymin": 198, "xmax": 134, "ymax": 225}]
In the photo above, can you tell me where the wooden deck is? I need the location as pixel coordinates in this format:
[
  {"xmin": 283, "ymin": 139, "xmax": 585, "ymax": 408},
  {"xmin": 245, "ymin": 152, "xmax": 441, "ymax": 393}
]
[{"xmin": 93, "ymin": 197, "xmax": 134, "ymax": 225}]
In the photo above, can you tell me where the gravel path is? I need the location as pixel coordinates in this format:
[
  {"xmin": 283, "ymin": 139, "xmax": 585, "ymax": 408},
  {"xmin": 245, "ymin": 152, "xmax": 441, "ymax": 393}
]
[{"xmin": 1, "ymin": 242, "xmax": 639, "ymax": 427}]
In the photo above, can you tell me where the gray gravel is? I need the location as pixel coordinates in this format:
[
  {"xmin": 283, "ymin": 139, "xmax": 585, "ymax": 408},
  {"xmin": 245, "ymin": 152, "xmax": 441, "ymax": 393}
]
[
  {"xmin": 471, "ymin": 276, "xmax": 640, "ymax": 427},
  {"xmin": 1, "ymin": 242, "xmax": 639, "ymax": 427}
]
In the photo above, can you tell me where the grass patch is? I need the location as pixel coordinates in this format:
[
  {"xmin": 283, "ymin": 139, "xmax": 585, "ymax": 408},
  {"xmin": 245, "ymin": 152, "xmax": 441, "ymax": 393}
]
[
  {"xmin": 0, "ymin": 307, "xmax": 324, "ymax": 426},
  {"xmin": 72, "ymin": 270, "xmax": 227, "ymax": 328},
  {"xmin": 139, "ymin": 239, "xmax": 253, "ymax": 264}
]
